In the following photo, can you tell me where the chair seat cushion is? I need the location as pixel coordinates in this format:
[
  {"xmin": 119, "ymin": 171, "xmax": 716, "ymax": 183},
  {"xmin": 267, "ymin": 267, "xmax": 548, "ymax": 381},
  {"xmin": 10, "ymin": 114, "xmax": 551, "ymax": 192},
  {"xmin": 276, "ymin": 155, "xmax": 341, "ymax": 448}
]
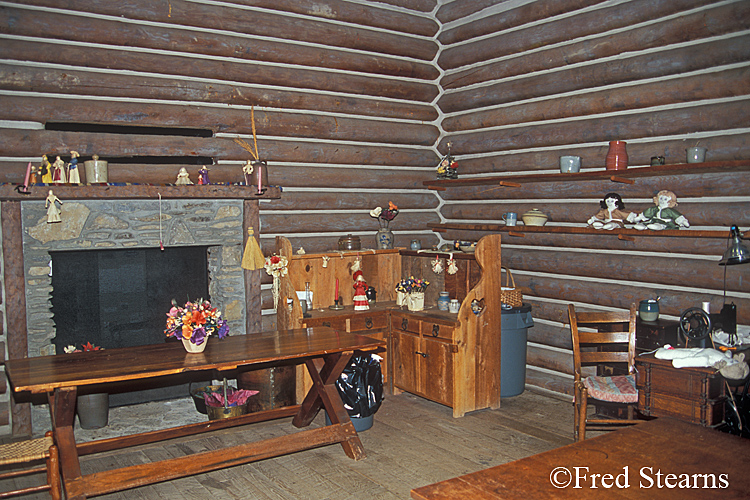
[{"xmin": 584, "ymin": 374, "xmax": 637, "ymax": 403}]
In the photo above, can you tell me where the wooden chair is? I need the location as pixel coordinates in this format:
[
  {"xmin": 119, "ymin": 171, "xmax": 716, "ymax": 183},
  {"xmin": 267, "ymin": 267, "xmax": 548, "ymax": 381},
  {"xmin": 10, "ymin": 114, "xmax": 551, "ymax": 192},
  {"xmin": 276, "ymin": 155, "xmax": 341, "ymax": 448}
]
[
  {"xmin": 568, "ymin": 303, "xmax": 640, "ymax": 441},
  {"xmin": 0, "ymin": 431, "xmax": 61, "ymax": 499}
]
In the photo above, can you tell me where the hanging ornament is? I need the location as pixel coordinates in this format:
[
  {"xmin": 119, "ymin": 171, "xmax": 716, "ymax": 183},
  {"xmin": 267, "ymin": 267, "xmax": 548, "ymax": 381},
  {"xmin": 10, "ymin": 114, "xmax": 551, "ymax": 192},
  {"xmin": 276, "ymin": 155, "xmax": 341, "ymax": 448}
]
[
  {"xmin": 432, "ymin": 256, "xmax": 444, "ymax": 274},
  {"xmin": 351, "ymin": 256, "xmax": 362, "ymax": 273},
  {"xmin": 322, "ymin": 255, "xmax": 330, "ymax": 268},
  {"xmin": 447, "ymin": 254, "xmax": 458, "ymax": 275},
  {"xmin": 241, "ymin": 227, "xmax": 265, "ymax": 270}
]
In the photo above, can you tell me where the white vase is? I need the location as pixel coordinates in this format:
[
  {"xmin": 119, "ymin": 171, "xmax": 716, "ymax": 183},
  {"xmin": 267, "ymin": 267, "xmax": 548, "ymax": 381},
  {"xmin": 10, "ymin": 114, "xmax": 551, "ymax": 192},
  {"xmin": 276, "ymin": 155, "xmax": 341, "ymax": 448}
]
[
  {"xmin": 396, "ymin": 291, "xmax": 407, "ymax": 307},
  {"xmin": 182, "ymin": 337, "xmax": 208, "ymax": 353},
  {"xmin": 407, "ymin": 292, "xmax": 425, "ymax": 312}
]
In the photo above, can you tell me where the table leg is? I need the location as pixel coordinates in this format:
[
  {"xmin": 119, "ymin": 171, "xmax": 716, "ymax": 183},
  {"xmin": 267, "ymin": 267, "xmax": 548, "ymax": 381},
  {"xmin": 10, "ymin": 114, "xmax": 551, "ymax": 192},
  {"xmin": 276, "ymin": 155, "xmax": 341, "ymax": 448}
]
[
  {"xmin": 292, "ymin": 351, "xmax": 366, "ymax": 460},
  {"xmin": 49, "ymin": 387, "xmax": 86, "ymax": 500}
]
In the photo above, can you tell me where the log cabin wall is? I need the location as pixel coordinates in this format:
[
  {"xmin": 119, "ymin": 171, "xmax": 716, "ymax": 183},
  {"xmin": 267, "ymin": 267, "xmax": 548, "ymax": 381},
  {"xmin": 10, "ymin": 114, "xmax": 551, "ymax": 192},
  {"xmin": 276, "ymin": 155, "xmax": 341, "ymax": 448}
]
[
  {"xmin": 434, "ymin": 0, "xmax": 750, "ymax": 396},
  {"xmin": 0, "ymin": 0, "xmax": 442, "ymax": 435}
]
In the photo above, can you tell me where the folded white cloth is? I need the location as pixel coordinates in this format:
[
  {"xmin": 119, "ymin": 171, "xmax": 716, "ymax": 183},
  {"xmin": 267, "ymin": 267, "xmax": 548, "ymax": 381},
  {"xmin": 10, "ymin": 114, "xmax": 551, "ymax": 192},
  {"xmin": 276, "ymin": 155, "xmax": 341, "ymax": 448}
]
[{"xmin": 654, "ymin": 347, "xmax": 731, "ymax": 368}]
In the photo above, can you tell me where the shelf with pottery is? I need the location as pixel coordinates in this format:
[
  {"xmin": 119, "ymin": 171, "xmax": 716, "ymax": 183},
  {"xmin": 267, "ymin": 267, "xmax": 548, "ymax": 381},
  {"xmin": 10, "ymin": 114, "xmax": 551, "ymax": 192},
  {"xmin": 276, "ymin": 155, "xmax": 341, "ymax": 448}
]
[
  {"xmin": 422, "ymin": 160, "xmax": 750, "ymax": 190},
  {"xmin": 427, "ymin": 222, "xmax": 738, "ymax": 240},
  {"xmin": 275, "ymin": 234, "xmax": 503, "ymax": 418}
]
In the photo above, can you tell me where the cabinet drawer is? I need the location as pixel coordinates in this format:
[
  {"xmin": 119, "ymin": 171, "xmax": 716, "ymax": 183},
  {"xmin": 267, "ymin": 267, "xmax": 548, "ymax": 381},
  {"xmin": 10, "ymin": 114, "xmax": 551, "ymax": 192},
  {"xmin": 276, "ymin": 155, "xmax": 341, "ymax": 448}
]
[
  {"xmin": 303, "ymin": 316, "xmax": 347, "ymax": 331},
  {"xmin": 420, "ymin": 321, "xmax": 454, "ymax": 342},
  {"xmin": 393, "ymin": 314, "xmax": 420, "ymax": 335},
  {"xmin": 349, "ymin": 313, "xmax": 388, "ymax": 332}
]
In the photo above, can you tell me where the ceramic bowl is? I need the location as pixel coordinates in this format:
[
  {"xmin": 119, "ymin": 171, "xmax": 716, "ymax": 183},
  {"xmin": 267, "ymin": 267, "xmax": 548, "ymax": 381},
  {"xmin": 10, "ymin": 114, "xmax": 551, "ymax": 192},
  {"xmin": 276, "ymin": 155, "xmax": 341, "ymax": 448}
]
[
  {"xmin": 521, "ymin": 209, "xmax": 548, "ymax": 226},
  {"xmin": 459, "ymin": 244, "xmax": 476, "ymax": 253}
]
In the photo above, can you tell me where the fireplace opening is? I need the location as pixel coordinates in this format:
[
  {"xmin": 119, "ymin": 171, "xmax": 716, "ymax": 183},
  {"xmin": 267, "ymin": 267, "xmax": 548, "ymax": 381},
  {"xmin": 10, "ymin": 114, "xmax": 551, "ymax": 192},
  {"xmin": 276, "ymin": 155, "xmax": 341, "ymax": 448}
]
[{"xmin": 50, "ymin": 246, "xmax": 211, "ymax": 406}]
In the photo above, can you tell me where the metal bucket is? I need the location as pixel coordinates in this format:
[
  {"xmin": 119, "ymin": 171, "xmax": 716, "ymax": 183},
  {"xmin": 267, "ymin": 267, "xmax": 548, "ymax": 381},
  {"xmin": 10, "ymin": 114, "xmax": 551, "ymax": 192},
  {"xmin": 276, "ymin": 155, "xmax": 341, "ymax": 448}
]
[
  {"xmin": 238, "ymin": 365, "xmax": 296, "ymax": 412},
  {"xmin": 206, "ymin": 404, "xmax": 248, "ymax": 420}
]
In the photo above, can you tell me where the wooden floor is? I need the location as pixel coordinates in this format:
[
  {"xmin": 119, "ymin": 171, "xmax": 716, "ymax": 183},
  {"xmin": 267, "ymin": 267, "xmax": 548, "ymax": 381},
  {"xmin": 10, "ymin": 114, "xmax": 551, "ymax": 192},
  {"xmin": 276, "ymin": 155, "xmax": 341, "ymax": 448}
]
[{"xmin": 1, "ymin": 389, "xmax": 577, "ymax": 499}]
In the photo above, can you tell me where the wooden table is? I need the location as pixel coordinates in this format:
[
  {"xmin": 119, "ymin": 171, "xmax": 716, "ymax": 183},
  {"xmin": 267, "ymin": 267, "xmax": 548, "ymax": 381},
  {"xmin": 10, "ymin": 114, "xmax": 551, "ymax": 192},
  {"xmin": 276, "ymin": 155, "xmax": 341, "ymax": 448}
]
[
  {"xmin": 411, "ymin": 418, "xmax": 750, "ymax": 499},
  {"xmin": 5, "ymin": 327, "xmax": 385, "ymax": 500}
]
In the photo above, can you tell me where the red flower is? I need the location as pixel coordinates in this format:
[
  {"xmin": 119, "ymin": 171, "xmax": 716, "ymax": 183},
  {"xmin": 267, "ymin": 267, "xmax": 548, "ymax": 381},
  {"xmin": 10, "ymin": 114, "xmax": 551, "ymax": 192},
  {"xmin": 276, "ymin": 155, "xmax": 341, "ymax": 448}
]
[{"xmin": 270, "ymin": 255, "xmax": 281, "ymax": 264}]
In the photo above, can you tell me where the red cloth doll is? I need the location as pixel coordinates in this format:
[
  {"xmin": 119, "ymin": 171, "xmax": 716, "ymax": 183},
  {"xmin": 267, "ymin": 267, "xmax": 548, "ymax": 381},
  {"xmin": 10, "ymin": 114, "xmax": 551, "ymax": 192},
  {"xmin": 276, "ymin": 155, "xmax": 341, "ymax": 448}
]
[{"xmin": 353, "ymin": 271, "xmax": 369, "ymax": 311}]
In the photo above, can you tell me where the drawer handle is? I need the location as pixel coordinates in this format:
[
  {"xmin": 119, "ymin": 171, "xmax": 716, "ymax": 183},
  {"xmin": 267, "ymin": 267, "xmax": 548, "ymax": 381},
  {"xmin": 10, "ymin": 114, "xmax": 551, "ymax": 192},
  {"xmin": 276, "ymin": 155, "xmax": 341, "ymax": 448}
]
[
  {"xmin": 431, "ymin": 324, "xmax": 440, "ymax": 337},
  {"xmin": 322, "ymin": 321, "xmax": 331, "ymax": 328},
  {"xmin": 401, "ymin": 318, "xmax": 409, "ymax": 331},
  {"xmin": 415, "ymin": 351, "xmax": 428, "ymax": 358},
  {"xmin": 365, "ymin": 317, "xmax": 373, "ymax": 329}
]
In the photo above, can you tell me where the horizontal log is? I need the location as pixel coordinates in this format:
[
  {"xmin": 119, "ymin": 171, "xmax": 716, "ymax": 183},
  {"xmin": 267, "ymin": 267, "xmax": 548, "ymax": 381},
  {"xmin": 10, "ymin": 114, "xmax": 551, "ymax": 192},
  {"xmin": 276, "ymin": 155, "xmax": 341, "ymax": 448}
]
[
  {"xmin": 443, "ymin": 66, "xmax": 750, "ymax": 132},
  {"xmin": 525, "ymin": 368, "xmax": 573, "ymax": 397},
  {"xmin": 0, "ymin": 95, "xmax": 439, "ymax": 146},
  {"xmin": 501, "ymin": 247, "xmax": 749, "ymax": 294},
  {"xmin": 438, "ymin": 34, "xmax": 750, "ymax": 113},
  {"xmin": 441, "ymin": 200, "xmax": 750, "ymax": 228},
  {"xmin": 528, "ymin": 321, "xmax": 572, "ymax": 350},
  {"xmin": 206, "ymin": 0, "xmax": 439, "ymax": 36},
  {"xmin": 258, "ymin": 234, "xmax": 441, "ymax": 256},
  {"xmin": 448, "ymin": 134, "xmax": 750, "ymax": 176},
  {"xmin": 527, "ymin": 344, "xmax": 574, "ymax": 378},
  {"xmin": 510, "ymin": 272, "xmax": 750, "ymax": 325},
  {"xmin": 0, "ymin": 39, "xmax": 439, "ymax": 103},
  {"xmin": 7, "ymin": 0, "xmax": 439, "ymax": 61},
  {"xmin": 0, "ymin": 64, "xmax": 438, "ymax": 122},
  {"xmin": 437, "ymin": 0, "xmax": 609, "ymax": 44},
  {"xmin": 440, "ymin": 0, "xmax": 744, "ymax": 83},
  {"xmin": 0, "ymin": 6, "xmax": 439, "ymax": 81},
  {"xmin": 0, "ymin": 183, "xmax": 278, "ymax": 201},
  {"xmin": 263, "ymin": 191, "xmax": 438, "ymax": 211},
  {"xmin": 260, "ymin": 212, "xmax": 441, "ymax": 234},
  {"xmin": 439, "ymin": 99, "xmax": 750, "ymax": 155}
]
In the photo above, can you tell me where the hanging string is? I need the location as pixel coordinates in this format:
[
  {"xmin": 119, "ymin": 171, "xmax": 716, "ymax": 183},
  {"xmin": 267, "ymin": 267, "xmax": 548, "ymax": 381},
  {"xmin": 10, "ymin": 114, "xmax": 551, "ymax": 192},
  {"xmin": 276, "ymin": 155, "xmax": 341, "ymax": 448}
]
[{"xmin": 159, "ymin": 193, "xmax": 164, "ymax": 251}]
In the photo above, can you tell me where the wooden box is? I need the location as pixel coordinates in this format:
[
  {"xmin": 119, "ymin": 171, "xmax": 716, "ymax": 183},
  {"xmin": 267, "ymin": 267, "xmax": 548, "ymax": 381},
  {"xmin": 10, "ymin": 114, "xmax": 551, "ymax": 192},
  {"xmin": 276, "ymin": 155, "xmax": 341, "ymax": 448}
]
[{"xmin": 636, "ymin": 353, "xmax": 725, "ymax": 427}]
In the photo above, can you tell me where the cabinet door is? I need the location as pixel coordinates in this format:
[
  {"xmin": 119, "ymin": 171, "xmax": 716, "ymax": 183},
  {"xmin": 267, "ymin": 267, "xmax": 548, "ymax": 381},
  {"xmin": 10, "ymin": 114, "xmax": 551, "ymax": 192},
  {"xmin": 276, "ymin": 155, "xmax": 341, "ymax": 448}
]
[
  {"xmin": 392, "ymin": 330, "xmax": 420, "ymax": 395},
  {"xmin": 420, "ymin": 336, "xmax": 454, "ymax": 407}
]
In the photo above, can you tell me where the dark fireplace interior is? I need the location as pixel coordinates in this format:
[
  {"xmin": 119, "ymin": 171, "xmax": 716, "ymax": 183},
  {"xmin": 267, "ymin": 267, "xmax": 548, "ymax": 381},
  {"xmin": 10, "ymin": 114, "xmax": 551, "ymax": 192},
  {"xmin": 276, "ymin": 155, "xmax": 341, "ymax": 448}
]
[{"xmin": 50, "ymin": 246, "xmax": 211, "ymax": 406}]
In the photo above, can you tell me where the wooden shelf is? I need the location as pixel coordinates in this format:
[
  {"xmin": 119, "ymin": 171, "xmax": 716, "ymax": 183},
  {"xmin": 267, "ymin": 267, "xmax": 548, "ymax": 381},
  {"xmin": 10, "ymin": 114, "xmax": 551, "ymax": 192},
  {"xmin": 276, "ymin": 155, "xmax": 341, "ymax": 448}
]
[
  {"xmin": 428, "ymin": 222, "xmax": 739, "ymax": 240},
  {"xmin": 0, "ymin": 183, "xmax": 282, "ymax": 201},
  {"xmin": 423, "ymin": 160, "xmax": 750, "ymax": 190}
]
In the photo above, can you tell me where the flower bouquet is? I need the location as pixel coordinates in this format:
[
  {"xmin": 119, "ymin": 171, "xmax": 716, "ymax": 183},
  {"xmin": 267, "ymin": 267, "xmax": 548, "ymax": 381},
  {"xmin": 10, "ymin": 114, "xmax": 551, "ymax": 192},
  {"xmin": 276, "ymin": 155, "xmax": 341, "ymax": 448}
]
[
  {"xmin": 395, "ymin": 276, "xmax": 430, "ymax": 294},
  {"xmin": 165, "ymin": 298, "xmax": 228, "ymax": 351},
  {"xmin": 370, "ymin": 202, "xmax": 399, "ymax": 229},
  {"xmin": 395, "ymin": 276, "xmax": 430, "ymax": 311},
  {"xmin": 264, "ymin": 254, "xmax": 289, "ymax": 311}
]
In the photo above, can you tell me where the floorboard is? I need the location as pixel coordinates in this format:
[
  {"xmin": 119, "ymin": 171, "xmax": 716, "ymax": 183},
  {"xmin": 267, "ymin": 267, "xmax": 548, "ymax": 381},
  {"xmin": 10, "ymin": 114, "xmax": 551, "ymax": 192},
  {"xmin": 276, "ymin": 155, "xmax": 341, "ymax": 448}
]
[{"xmin": 0, "ymin": 389, "xmax": 578, "ymax": 499}]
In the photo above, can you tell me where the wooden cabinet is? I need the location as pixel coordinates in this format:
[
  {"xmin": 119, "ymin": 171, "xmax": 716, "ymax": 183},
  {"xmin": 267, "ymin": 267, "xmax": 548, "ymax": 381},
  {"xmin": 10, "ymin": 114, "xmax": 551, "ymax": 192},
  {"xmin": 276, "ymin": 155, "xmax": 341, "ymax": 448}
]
[{"xmin": 275, "ymin": 234, "xmax": 504, "ymax": 418}]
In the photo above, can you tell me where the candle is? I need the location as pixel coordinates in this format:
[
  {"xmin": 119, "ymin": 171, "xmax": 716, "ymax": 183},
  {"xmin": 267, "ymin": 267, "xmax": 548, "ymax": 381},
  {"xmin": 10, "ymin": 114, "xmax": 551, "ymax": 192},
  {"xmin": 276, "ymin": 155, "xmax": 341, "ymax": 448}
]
[
  {"xmin": 335, "ymin": 278, "xmax": 339, "ymax": 303},
  {"xmin": 23, "ymin": 161, "xmax": 32, "ymax": 190},
  {"xmin": 257, "ymin": 162, "xmax": 262, "ymax": 193}
]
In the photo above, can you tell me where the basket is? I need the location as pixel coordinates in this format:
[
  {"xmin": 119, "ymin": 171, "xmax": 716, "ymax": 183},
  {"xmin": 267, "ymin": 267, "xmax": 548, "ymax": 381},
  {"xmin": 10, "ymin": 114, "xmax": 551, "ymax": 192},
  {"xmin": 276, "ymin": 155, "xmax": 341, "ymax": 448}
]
[{"xmin": 500, "ymin": 267, "xmax": 523, "ymax": 308}]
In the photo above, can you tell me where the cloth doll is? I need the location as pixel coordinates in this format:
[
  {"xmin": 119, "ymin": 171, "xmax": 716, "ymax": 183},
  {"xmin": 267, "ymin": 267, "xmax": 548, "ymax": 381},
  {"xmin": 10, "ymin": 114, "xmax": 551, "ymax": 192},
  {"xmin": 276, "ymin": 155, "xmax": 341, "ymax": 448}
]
[
  {"xmin": 68, "ymin": 151, "xmax": 81, "ymax": 184},
  {"xmin": 633, "ymin": 190, "xmax": 689, "ymax": 230},
  {"xmin": 198, "ymin": 166, "xmax": 210, "ymax": 185},
  {"xmin": 45, "ymin": 190, "xmax": 62, "ymax": 223},
  {"xmin": 175, "ymin": 167, "xmax": 193, "ymax": 185},
  {"xmin": 352, "ymin": 271, "xmax": 369, "ymax": 311},
  {"xmin": 587, "ymin": 192, "xmax": 635, "ymax": 230},
  {"xmin": 52, "ymin": 156, "xmax": 66, "ymax": 184}
]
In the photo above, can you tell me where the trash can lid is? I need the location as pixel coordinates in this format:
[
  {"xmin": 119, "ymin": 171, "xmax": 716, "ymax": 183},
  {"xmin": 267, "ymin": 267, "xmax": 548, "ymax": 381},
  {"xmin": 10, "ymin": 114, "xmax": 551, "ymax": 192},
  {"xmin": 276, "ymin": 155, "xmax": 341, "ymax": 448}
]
[{"xmin": 502, "ymin": 303, "xmax": 532, "ymax": 314}]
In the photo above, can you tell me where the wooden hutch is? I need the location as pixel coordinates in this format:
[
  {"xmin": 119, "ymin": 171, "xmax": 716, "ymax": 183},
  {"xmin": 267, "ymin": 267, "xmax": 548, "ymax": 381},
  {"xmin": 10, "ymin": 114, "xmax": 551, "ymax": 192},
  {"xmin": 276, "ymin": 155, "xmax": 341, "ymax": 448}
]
[{"xmin": 276, "ymin": 234, "xmax": 504, "ymax": 417}]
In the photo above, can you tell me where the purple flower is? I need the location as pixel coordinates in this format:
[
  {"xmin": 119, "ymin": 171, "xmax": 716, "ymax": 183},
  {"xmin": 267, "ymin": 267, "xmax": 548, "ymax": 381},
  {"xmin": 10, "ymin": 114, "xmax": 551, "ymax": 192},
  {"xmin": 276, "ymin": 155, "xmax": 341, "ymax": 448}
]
[
  {"xmin": 191, "ymin": 327, "xmax": 207, "ymax": 345},
  {"xmin": 217, "ymin": 320, "xmax": 229, "ymax": 339}
]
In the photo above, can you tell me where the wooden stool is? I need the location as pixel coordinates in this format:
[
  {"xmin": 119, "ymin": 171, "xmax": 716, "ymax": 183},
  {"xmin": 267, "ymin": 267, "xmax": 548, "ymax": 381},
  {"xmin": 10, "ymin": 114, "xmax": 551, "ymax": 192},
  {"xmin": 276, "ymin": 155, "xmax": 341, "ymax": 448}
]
[{"xmin": 0, "ymin": 431, "xmax": 61, "ymax": 499}]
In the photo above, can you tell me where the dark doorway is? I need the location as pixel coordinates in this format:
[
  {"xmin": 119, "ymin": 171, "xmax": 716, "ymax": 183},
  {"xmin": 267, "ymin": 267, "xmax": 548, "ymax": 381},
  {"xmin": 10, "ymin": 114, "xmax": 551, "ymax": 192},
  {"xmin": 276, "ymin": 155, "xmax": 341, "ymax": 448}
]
[{"xmin": 50, "ymin": 246, "xmax": 211, "ymax": 405}]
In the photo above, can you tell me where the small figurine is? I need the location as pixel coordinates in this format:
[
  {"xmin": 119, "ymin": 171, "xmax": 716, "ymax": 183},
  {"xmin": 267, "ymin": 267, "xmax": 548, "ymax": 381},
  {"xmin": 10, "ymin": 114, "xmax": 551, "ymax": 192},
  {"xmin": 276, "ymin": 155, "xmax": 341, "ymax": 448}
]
[
  {"xmin": 633, "ymin": 190, "xmax": 690, "ymax": 230},
  {"xmin": 431, "ymin": 256, "xmax": 444, "ymax": 274},
  {"xmin": 436, "ymin": 142, "xmax": 458, "ymax": 180},
  {"xmin": 67, "ymin": 151, "xmax": 81, "ymax": 184},
  {"xmin": 198, "ymin": 165, "xmax": 210, "ymax": 185},
  {"xmin": 29, "ymin": 164, "xmax": 38, "ymax": 185},
  {"xmin": 175, "ymin": 167, "xmax": 193, "ymax": 185},
  {"xmin": 40, "ymin": 155, "xmax": 52, "ymax": 184},
  {"xmin": 52, "ymin": 156, "xmax": 67, "ymax": 184},
  {"xmin": 45, "ymin": 190, "xmax": 62, "ymax": 223},
  {"xmin": 587, "ymin": 192, "xmax": 635, "ymax": 230},
  {"xmin": 242, "ymin": 160, "xmax": 254, "ymax": 186},
  {"xmin": 352, "ymin": 270, "xmax": 369, "ymax": 311}
]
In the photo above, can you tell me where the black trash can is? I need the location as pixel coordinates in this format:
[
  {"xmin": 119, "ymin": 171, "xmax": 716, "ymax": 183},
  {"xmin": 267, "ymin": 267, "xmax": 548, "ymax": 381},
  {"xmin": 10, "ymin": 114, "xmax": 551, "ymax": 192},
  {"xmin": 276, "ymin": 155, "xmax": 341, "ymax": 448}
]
[
  {"xmin": 326, "ymin": 354, "xmax": 384, "ymax": 432},
  {"xmin": 501, "ymin": 304, "xmax": 534, "ymax": 397}
]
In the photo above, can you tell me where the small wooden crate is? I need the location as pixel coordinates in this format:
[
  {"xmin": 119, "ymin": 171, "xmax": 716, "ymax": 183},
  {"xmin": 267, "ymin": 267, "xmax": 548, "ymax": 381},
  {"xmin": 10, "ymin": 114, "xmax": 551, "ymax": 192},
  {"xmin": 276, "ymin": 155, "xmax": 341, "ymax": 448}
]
[{"xmin": 636, "ymin": 353, "xmax": 726, "ymax": 427}]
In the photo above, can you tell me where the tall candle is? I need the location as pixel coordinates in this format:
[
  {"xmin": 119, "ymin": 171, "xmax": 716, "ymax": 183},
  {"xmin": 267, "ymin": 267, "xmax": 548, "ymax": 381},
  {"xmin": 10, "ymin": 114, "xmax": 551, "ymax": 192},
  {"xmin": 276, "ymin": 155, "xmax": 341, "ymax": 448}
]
[
  {"xmin": 257, "ymin": 162, "xmax": 262, "ymax": 193},
  {"xmin": 23, "ymin": 161, "xmax": 32, "ymax": 189},
  {"xmin": 335, "ymin": 278, "xmax": 339, "ymax": 303}
]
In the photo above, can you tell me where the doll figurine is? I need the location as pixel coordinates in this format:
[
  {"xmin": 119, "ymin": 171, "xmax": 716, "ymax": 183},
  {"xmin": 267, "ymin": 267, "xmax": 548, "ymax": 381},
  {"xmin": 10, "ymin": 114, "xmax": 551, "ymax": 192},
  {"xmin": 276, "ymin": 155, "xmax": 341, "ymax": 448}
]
[
  {"xmin": 352, "ymin": 270, "xmax": 369, "ymax": 311},
  {"xmin": 587, "ymin": 193, "xmax": 635, "ymax": 230},
  {"xmin": 40, "ymin": 155, "xmax": 53, "ymax": 184},
  {"xmin": 67, "ymin": 151, "xmax": 81, "ymax": 184},
  {"xmin": 633, "ymin": 190, "xmax": 690, "ymax": 230},
  {"xmin": 175, "ymin": 167, "xmax": 193, "ymax": 185},
  {"xmin": 242, "ymin": 160, "xmax": 254, "ymax": 186},
  {"xmin": 198, "ymin": 166, "xmax": 210, "ymax": 185},
  {"xmin": 52, "ymin": 156, "xmax": 67, "ymax": 184},
  {"xmin": 45, "ymin": 190, "xmax": 62, "ymax": 223}
]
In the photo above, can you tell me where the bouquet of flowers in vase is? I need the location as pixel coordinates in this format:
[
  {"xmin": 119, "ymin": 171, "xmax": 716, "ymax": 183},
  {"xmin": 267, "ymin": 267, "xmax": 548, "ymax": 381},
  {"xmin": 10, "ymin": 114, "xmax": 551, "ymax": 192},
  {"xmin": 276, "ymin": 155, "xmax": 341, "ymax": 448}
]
[
  {"xmin": 264, "ymin": 254, "xmax": 289, "ymax": 311},
  {"xmin": 165, "ymin": 298, "xmax": 229, "ymax": 346},
  {"xmin": 370, "ymin": 201, "xmax": 399, "ymax": 228},
  {"xmin": 395, "ymin": 276, "xmax": 430, "ymax": 294}
]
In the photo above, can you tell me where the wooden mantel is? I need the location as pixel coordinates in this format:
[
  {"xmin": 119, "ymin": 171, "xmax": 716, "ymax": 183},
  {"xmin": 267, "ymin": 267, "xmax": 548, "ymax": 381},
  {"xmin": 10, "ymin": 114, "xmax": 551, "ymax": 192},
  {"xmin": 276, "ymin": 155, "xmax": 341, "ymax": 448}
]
[{"xmin": 0, "ymin": 183, "xmax": 282, "ymax": 201}]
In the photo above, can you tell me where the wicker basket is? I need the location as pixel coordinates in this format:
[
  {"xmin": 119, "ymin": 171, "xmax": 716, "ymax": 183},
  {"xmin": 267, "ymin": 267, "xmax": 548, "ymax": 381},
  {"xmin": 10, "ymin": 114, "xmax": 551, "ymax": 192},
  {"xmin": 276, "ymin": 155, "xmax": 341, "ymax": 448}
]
[{"xmin": 501, "ymin": 267, "xmax": 523, "ymax": 308}]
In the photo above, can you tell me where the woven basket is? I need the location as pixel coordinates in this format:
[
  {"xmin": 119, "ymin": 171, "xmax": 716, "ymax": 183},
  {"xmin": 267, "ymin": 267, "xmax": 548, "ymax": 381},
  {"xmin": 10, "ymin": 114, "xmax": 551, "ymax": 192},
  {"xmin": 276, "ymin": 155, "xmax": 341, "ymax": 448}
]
[{"xmin": 501, "ymin": 267, "xmax": 523, "ymax": 308}]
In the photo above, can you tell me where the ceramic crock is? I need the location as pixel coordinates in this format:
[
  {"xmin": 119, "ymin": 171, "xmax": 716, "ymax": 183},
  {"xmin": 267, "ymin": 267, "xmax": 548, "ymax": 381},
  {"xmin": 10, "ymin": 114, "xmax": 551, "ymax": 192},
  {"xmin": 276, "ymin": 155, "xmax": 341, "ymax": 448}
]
[
  {"xmin": 639, "ymin": 299, "xmax": 659, "ymax": 322},
  {"xmin": 521, "ymin": 208, "xmax": 548, "ymax": 226}
]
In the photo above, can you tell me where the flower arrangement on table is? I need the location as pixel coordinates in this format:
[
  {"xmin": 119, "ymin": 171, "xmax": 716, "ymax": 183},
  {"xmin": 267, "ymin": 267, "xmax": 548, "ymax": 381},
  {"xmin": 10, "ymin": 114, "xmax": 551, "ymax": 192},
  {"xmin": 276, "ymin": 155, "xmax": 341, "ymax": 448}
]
[
  {"xmin": 370, "ymin": 201, "xmax": 399, "ymax": 229},
  {"xmin": 395, "ymin": 276, "xmax": 430, "ymax": 294},
  {"xmin": 165, "ymin": 298, "xmax": 229, "ymax": 346},
  {"xmin": 63, "ymin": 342, "xmax": 103, "ymax": 353},
  {"xmin": 264, "ymin": 254, "xmax": 289, "ymax": 311}
]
